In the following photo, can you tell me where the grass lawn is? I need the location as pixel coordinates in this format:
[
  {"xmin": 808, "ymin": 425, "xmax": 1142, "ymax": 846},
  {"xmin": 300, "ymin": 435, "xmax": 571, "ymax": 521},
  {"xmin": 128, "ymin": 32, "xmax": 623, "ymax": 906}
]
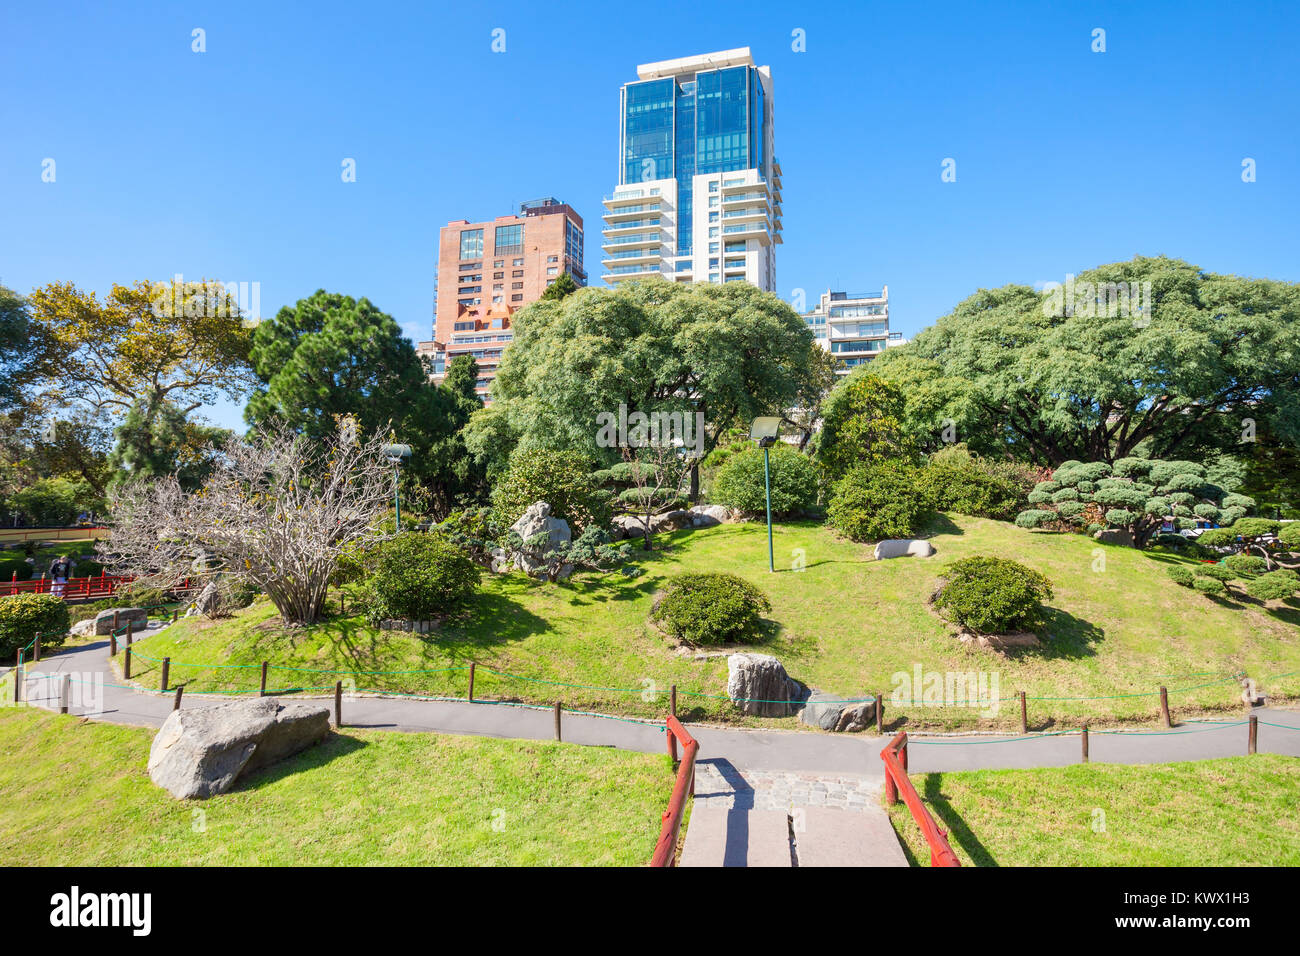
[
  {"xmin": 117, "ymin": 515, "xmax": 1300, "ymax": 731},
  {"xmin": 886, "ymin": 755, "xmax": 1300, "ymax": 866},
  {"xmin": 0, "ymin": 707, "xmax": 674, "ymax": 866}
]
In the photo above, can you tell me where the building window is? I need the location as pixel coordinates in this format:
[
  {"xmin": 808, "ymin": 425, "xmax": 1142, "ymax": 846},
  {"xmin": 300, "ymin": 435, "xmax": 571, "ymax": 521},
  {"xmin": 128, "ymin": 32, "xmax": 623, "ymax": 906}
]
[
  {"xmin": 494, "ymin": 259, "xmax": 504, "ymax": 267},
  {"xmin": 492, "ymin": 284, "xmax": 503, "ymax": 291},
  {"xmin": 709, "ymin": 242, "xmax": 719, "ymax": 254},
  {"xmin": 547, "ymin": 255, "xmax": 558, "ymax": 263},
  {"xmin": 708, "ymin": 227, "xmax": 718, "ymax": 238},
  {"xmin": 492, "ymin": 296, "xmax": 503, "ymax": 303},
  {"xmin": 512, "ymin": 258, "xmax": 524, "ymax": 267},
  {"xmin": 511, "ymin": 294, "xmax": 523, "ymax": 302},
  {"xmin": 725, "ymin": 241, "xmax": 745, "ymax": 252},
  {"xmin": 453, "ymin": 321, "xmax": 475, "ymax": 331},
  {"xmin": 547, "ymin": 266, "xmax": 558, "ymax": 275},
  {"xmin": 459, "ymin": 229, "xmax": 483, "ymax": 260},
  {"xmin": 709, "ymin": 273, "xmax": 720, "ymax": 282},
  {"xmin": 512, "ymin": 270, "xmax": 523, "ymax": 278},
  {"xmin": 708, "ymin": 181, "xmax": 719, "ymax": 192},
  {"xmin": 565, "ymin": 219, "xmax": 583, "ymax": 269},
  {"xmin": 511, "ymin": 282, "xmax": 523, "ymax": 289},
  {"xmin": 708, "ymin": 197, "xmax": 719, "ymax": 207},
  {"xmin": 708, "ymin": 212, "xmax": 719, "ymax": 222},
  {"xmin": 494, "ymin": 223, "xmax": 524, "ymax": 255},
  {"xmin": 493, "ymin": 271, "xmax": 503, "ymax": 279}
]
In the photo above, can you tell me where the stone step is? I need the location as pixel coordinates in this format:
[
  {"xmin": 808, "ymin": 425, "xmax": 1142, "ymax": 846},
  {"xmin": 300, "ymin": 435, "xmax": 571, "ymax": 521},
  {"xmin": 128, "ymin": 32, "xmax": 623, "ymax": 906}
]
[
  {"xmin": 679, "ymin": 806, "xmax": 793, "ymax": 867},
  {"xmin": 793, "ymin": 806, "xmax": 909, "ymax": 867}
]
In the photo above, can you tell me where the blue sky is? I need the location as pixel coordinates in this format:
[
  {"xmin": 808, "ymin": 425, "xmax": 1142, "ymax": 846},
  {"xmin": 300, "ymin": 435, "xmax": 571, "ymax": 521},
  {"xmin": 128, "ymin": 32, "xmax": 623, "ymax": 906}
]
[{"xmin": 3, "ymin": 0, "xmax": 1297, "ymax": 430}]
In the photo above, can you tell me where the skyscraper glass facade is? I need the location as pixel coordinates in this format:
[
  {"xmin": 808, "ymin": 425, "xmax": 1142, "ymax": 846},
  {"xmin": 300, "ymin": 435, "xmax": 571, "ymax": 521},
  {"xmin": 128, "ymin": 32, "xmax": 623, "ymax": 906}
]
[{"xmin": 620, "ymin": 63, "xmax": 768, "ymax": 259}]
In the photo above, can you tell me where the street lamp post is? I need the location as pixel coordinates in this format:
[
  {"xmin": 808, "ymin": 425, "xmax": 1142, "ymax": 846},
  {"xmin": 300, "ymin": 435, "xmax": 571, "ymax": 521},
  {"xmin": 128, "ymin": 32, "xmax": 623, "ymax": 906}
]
[
  {"xmin": 749, "ymin": 417, "xmax": 782, "ymax": 573},
  {"xmin": 381, "ymin": 444, "xmax": 412, "ymax": 528}
]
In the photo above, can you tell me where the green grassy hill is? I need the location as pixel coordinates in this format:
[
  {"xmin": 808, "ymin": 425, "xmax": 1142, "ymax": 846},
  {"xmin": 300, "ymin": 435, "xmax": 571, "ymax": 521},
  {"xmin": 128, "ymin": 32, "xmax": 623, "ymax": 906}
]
[{"xmin": 118, "ymin": 515, "xmax": 1300, "ymax": 731}]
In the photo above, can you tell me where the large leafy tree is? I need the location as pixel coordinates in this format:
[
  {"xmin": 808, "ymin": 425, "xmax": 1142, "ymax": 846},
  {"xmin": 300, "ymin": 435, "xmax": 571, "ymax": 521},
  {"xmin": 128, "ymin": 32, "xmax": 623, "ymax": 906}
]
[
  {"xmin": 486, "ymin": 278, "xmax": 817, "ymax": 497},
  {"xmin": 27, "ymin": 279, "xmax": 255, "ymax": 482},
  {"xmin": 246, "ymin": 290, "xmax": 469, "ymax": 519},
  {"xmin": 812, "ymin": 371, "xmax": 916, "ymax": 479},
  {"xmin": 0, "ymin": 285, "xmax": 51, "ymax": 410},
  {"xmin": 872, "ymin": 257, "xmax": 1300, "ymax": 466}
]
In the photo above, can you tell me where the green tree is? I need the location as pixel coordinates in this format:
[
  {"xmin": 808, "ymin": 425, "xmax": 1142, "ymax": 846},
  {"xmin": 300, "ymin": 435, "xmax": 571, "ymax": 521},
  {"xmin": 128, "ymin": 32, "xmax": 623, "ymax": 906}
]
[
  {"xmin": 108, "ymin": 399, "xmax": 231, "ymax": 491},
  {"xmin": 872, "ymin": 257, "xmax": 1300, "ymax": 465},
  {"xmin": 0, "ymin": 285, "xmax": 50, "ymax": 410},
  {"xmin": 488, "ymin": 278, "xmax": 817, "ymax": 499},
  {"xmin": 540, "ymin": 272, "xmax": 580, "ymax": 301},
  {"xmin": 813, "ymin": 371, "xmax": 915, "ymax": 480}
]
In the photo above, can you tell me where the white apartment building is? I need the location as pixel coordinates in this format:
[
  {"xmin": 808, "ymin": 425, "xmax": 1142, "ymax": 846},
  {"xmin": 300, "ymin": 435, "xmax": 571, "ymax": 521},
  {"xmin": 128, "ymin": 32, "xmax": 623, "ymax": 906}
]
[
  {"xmin": 803, "ymin": 288, "xmax": 905, "ymax": 374},
  {"xmin": 602, "ymin": 48, "xmax": 782, "ymax": 290}
]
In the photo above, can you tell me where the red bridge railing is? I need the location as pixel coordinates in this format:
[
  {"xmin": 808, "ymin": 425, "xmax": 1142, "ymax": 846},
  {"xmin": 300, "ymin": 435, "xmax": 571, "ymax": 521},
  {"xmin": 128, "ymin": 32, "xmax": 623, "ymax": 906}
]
[
  {"xmin": 881, "ymin": 731, "xmax": 961, "ymax": 867},
  {"xmin": 650, "ymin": 715, "xmax": 698, "ymax": 867}
]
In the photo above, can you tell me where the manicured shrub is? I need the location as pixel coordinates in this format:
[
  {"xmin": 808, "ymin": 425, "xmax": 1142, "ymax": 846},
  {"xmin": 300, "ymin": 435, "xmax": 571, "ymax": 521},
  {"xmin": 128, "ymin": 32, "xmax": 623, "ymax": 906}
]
[
  {"xmin": 1165, "ymin": 566, "xmax": 1195, "ymax": 586},
  {"xmin": 0, "ymin": 594, "xmax": 70, "ymax": 660},
  {"xmin": 651, "ymin": 572, "xmax": 771, "ymax": 645},
  {"xmin": 710, "ymin": 444, "xmax": 819, "ymax": 516},
  {"xmin": 1194, "ymin": 564, "xmax": 1236, "ymax": 583},
  {"xmin": 1223, "ymin": 554, "xmax": 1267, "ymax": 575},
  {"xmin": 1277, "ymin": 522, "xmax": 1300, "ymax": 551},
  {"xmin": 1015, "ymin": 509, "xmax": 1055, "ymax": 529},
  {"xmin": 1245, "ymin": 570, "xmax": 1300, "ymax": 602},
  {"xmin": 1192, "ymin": 576, "xmax": 1227, "ymax": 596},
  {"xmin": 827, "ymin": 461, "xmax": 935, "ymax": 542},
  {"xmin": 916, "ymin": 462, "xmax": 1026, "ymax": 520},
  {"xmin": 491, "ymin": 449, "xmax": 612, "ymax": 533},
  {"xmin": 1152, "ymin": 533, "xmax": 1191, "ymax": 551},
  {"xmin": 359, "ymin": 533, "xmax": 480, "ymax": 625},
  {"xmin": 933, "ymin": 556, "xmax": 1053, "ymax": 634}
]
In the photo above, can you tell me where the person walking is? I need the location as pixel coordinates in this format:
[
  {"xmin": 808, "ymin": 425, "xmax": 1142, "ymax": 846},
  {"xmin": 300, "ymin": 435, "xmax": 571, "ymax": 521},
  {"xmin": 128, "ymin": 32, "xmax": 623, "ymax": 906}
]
[{"xmin": 48, "ymin": 554, "xmax": 75, "ymax": 598}]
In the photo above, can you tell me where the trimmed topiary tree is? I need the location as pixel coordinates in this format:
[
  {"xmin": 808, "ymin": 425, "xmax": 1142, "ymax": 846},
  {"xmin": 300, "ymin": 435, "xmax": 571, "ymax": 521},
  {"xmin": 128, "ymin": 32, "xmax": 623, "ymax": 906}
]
[
  {"xmin": 1015, "ymin": 457, "xmax": 1250, "ymax": 549},
  {"xmin": 491, "ymin": 449, "xmax": 612, "ymax": 534},
  {"xmin": 933, "ymin": 556, "xmax": 1053, "ymax": 635},
  {"xmin": 1198, "ymin": 518, "xmax": 1283, "ymax": 569},
  {"xmin": 651, "ymin": 572, "xmax": 772, "ymax": 645},
  {"xmin": 827, "ymin": 461, "xmax": 935, "ymax": 542},
  {"xmin": 710, "ymin": 444, "xmax": 819, "ymax": 517},
  {"xmin": 1245, "ymin": 569, "xmax": 1300, "ymax": 602}
]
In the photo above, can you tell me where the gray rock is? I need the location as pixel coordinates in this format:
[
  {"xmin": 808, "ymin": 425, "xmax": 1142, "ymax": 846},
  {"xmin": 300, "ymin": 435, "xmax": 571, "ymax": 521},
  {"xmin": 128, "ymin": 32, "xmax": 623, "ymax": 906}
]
[
  {"xmin": 91, "ymin": 606, "xmax": 148, "ymax": 636},
  {"xmin": 689, "ymin": 504, "xmax": 731, "ymax": 527},
  {"xmin": 611, "ymin": 515, "xmax": 648, "ymax": 541},
  {"xmin": 873, "ymin": 539, "xmax": 935, "ymax": 560},
  {"xmin": 71, "ymin": 617, "xmax": 97, "ymax": 637},
  {"xmin": 147, "ymin": 697, "xmax": 332, "ymax": 799},
  {"xmin": 1093, "ymin": 527, "xmax": 1135, "ymax": 547},
  {"xmin": 508, "ymin": 501, "xmax": 572, "ymax": 577},
  {"xmin": 726, "ymin": 653, "xmax": 806, "ymax": 717},
  {"xmin": 651, "ymin": 509, "xmax": 692, "ymax": 532},
  {"xmin": 195, "ymin": 581, "xmax": 223, "ymax": 617},
  {"xmin": 799, "ymin": 692, "xmax": 877, "ymax": 733}
]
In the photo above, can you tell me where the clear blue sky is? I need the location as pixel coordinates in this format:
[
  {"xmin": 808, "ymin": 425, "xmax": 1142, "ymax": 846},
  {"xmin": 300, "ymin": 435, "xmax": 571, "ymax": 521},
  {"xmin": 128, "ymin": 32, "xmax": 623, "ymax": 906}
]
[{"xmin": 3, "ymin": 0, "xmax": 1297, "ymax": 430}]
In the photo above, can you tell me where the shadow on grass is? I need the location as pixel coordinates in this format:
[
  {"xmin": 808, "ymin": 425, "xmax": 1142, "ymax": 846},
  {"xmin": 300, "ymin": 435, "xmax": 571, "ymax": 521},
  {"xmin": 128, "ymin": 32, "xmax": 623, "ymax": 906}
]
[
  {"xmin": 233, "ymin": 731, "xmax": 369, "ymax": 793},
  {"xmin": 922, "ymin": 514, "xmax": 964, "ymax": 538},
  {"xmin": 1010, "ymin": 608, "xmax": 1105, "ymax": 661},
  {"xmin": 922, "ymin": 773, "xmax": 997, "ymax": 866}
]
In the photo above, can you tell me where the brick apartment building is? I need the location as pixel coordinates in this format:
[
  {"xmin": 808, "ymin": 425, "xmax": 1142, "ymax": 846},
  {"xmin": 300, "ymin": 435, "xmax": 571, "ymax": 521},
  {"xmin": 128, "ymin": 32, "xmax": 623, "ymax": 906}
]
[{"xmin": 418, "ymin": 198, "xmax": 586, "ymax": 400}]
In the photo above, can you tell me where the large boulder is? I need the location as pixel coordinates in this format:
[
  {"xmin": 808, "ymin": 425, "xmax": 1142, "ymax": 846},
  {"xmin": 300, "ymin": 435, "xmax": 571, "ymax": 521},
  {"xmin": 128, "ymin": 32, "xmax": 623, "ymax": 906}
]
[
  {"xmin": 195, "ymin": 581, "xmax": 223, "ymax": 617},
  {"xmin": 873, "ymin": 539, "xmax": 935, "ymax": 560},
  {"xmin": 91, "ymin": 606, "xmax": 148, "ymax": 636},
  {"xmin": 147, "ymin": 697, "xmax": 332, "ymax": 799},
  {"xmin": 508, "ymin": 502, "xmax": 573, "ymax": 578},
  {"xmin": 799, "ymin": 692, "xmax": 875, "ymax": 732},
  {"xmin": 1093, "ymin": 527, "xmax": 1134, "ymax": 547},
  {"xmin": 611, "ymin": 515, "xmax": 648, "ymax": 541},
  {"xmin": 651, "ymin": 509, "xmax": 692, "ymax": 532},
  {"xmin": 688, "ymin": 505, "xmax": 731, "ymax": 528},
  {"xmin": 726, "ymin": 653, "xmax": 806, "ymax": 717}
]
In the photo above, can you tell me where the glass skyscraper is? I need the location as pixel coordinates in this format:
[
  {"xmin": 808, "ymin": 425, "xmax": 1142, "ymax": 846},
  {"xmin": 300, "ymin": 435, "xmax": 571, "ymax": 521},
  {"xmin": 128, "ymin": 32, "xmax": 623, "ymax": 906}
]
[{"xmin": 603, "ymin": 48, "xmax": 782, "ymax": 291}]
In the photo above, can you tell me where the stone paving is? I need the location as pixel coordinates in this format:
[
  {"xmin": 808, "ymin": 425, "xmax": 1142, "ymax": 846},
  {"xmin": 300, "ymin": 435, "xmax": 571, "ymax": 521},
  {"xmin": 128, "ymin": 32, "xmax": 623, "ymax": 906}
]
[{"xmin": 693, "ymin": 759, "xmax": 881, "ymax": 813}]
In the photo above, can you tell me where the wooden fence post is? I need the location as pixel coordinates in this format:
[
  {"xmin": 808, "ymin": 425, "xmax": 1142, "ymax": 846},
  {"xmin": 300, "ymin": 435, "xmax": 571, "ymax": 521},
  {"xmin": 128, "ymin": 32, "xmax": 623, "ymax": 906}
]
[
  {"xmin": 467, "ymin": 662, "xmax": 476, "ymax": 703},
  {"xmin": 671, "ymin": 683, "xmax": 678, "ymax": 721},
  {"xmin": 172, "ymin": 609, "xmax": 178, "ymax": 624},
  {"xmin": 173, "ymin": 685, "xmax": 184, "ymax": 711},
  {"xmin": 125, "ymin": 619, "xmax": 133, "ymax": 647},
  {"xmin": 875, "ymin": 690, "xmax": 884, "ymax": 734},
  {"xmin": 33, "ymin": 633, "xmax": 40, "ymax": 663},
  {"xmin": 1159, "ymin": 686, "xmax": 1171, "ymax": 728},
  {"xmin": 259, "ymin": 662, "xmax": 269, "ymax": 697},
  {"xmin": 124, "ymin": 646, "xmax": 131, "ymax": 680},
  {"xmin": 554, "ymin": 701, "xmax": 562, "ymax": 741},
  {"xmin": 1081, "ymin": 723, "xmax": 1090, "ymax": 763},
  {"xmin": 161, "ymin": 657, "xmax": 170, "ymax": 693},
  {"xmin": 1019, "ymin": 691, "xmax": 1028, "ymax": 734},
  {"xmin": 110, "ymin": 631, "xmax": 117, "ymax": 656},
  {"xmin": 60, "ymin": 673, "xmax": 70, "ymax": 714},
  {"xmin": 112, "ymin": 610, "xmax": 119, "ymax": 632},
  {"xmin": 334, "ymin": 680, "xmax": 342, "ymax": 728},
  {"xmin": 1248, "ymin": 714, "xmax": 1258, "ymax": 755}
]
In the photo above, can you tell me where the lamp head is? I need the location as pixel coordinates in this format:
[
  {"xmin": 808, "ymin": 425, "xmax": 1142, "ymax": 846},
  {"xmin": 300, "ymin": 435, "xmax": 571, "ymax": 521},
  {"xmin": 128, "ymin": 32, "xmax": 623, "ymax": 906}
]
[
  {"xmin": 382, "ymin": 443, "xmax": 412, "ymax": 464},
  {"xmin": 749, "ymin": 416, "xmax": 781, "ymax": 449}
]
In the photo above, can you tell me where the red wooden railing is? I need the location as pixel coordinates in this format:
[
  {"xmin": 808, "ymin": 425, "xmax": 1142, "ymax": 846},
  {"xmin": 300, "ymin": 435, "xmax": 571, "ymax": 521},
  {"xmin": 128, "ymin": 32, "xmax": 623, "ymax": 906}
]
[
  {"xmin": 881, "ymin": 731, "xmax": 961, "ymax": 867},
  {"xmin": 0, "ymin": 574, "xmax": 196, "ymax": 602},
  {"xmin": 650, "ymin": 715, "xmax": 698, "ymax": 867}
]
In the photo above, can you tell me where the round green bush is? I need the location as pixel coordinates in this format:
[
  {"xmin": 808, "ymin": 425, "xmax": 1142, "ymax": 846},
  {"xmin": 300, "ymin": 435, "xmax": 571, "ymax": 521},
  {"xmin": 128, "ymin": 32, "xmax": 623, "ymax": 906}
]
[
  {"xmin": 916, "ymin": 463, "xmax": 1025, "ymax": 520},
  {"xmin": 709, "ymin": 444, "xmax": 819, "ymax": 516},
  {"xmin": 0, "ymin": 594, "xmax": 70, "ymax": 661},
  {"xmin": 651, "ymin": 572, "xmax": 771, "ymax": 645},
  {"xmin": 491, "ymin": 449, "xmax": 611, "ymax": 533},
  {"xmin": 1192, "ymin": 576, "xmax": 1227, "ymax": 596},
  {"xmin": 359, "ymin": 533, "xmax": 481, "ymax": 625},
  {"xmin": 827, "ymin": 461, "xmax": 934, "ymax": 542},
  {"xmin": 1245, "ymin": 570, "xmax": 1300, "ymax": 602},
  {"xmin": 1165, "ymin": 566, "xmax": 1194, "ymax": 586},
  {"xmin": 1278, "ymin": 522, "xmax": 1300, "ymax": 551},
  {"xmin": 0, "ymin": 559, "xmax": 34, "ymax": 582},
  {"xmin": 1015, "ymin": 509, "xmax": 1055, "ymax": 529},
  {"xmin": 1223, "ymin": 554, "xmax": 1267, "ymax": 575},
  {"xmin": 933, "ymin": 556, "xmax": 1053, "ymax": 635},
  {"xmin": 1194, "ymin": 564, "xmax": 1237, "ymax": 583}
]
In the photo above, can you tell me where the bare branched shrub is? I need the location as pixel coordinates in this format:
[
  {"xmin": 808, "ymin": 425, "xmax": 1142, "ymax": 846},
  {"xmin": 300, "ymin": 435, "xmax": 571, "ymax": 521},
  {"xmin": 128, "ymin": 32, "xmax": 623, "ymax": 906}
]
[{"xmin": 101, "ymin": 418, "xmax": 396, "ymax": 624}]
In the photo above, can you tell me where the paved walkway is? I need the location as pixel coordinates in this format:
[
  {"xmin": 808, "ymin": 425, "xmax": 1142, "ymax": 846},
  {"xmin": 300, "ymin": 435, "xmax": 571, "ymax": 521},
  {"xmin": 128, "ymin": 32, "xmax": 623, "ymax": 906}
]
[{"xmin": 11, "ymin": 627, "xmax": 1300, "ymax": 867}]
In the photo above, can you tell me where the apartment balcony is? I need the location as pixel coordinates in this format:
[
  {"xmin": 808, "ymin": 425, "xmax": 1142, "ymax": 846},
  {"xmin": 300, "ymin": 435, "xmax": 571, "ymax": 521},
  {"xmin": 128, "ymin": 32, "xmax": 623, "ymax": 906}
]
[
  {"xmin": 720, "ymin": 206, "xmax": 769, "ymax": 225},
  {"xmin": 603, "ymin": 217, "xmax": 666, "ymax": 236},
  {"xmin": 604, "ymin": 263, "xmax": 667, "ymax": 283},
  {"xmin": 721, "ymin": 221, "xmax": 772, "ymax": 245},
  {"xmin": 721, "ymin": 190, "xmax": 769, "ymax": 207},
  {"xmin": 603, "ymin": 202, "xmax": 663, "ymax": 222},
  {"xmin": 601, "ymin": 247, "xmax": 663, "ymax": 268},
  {"xmin": 720, "ymin": 178, "xmax": 763, "ymax": 197},
  {"xmin": 602, "ymin": 189, "xmax": 647, "ymax": 207},
  {"xmin": 601, "ymin": 230, "xmax": 666, "ymax": 253}
]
